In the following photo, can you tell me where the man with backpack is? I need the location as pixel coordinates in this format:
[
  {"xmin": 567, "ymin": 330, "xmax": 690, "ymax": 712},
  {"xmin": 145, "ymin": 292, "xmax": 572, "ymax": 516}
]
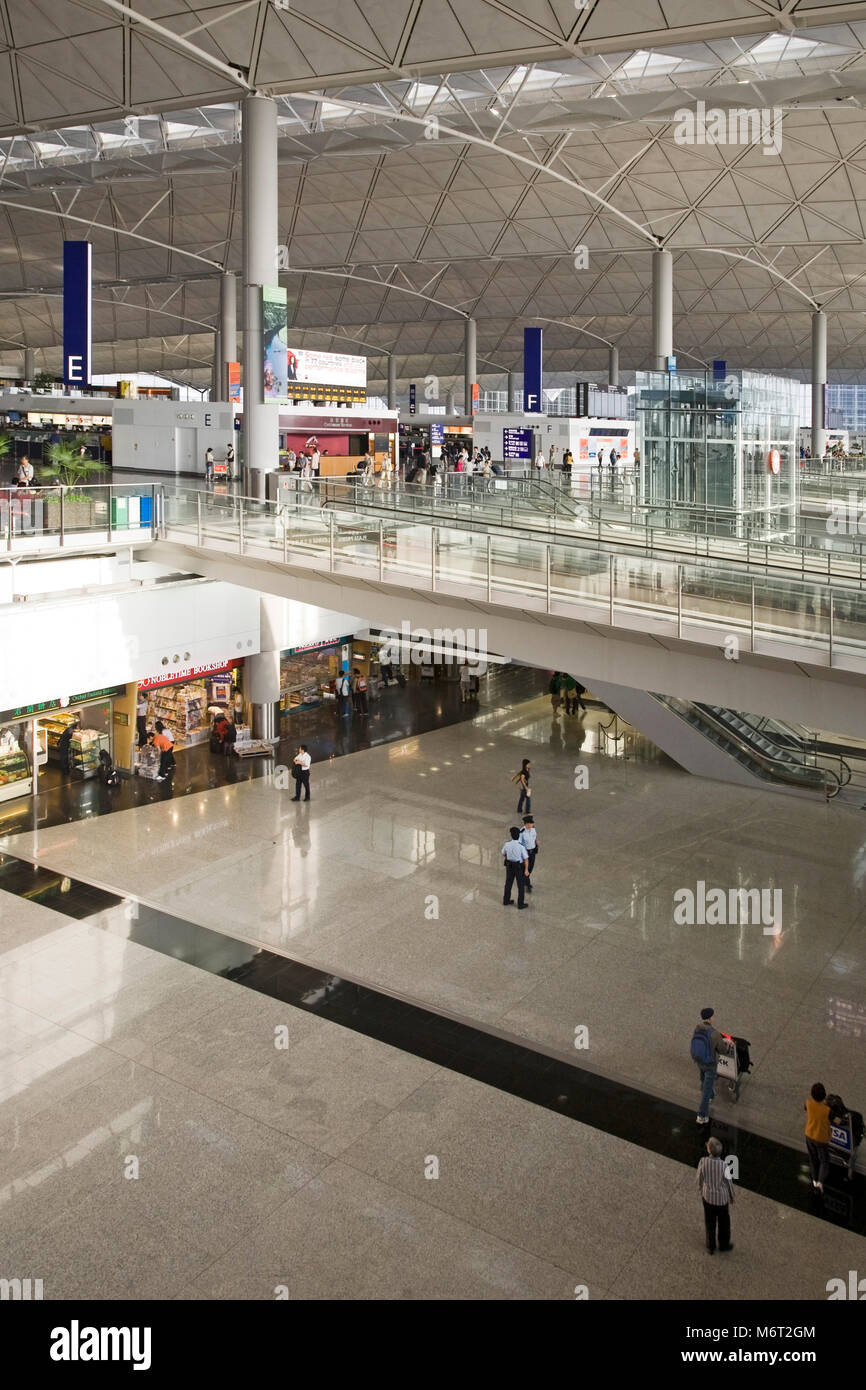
[
  {"xmin": 351, "ymin": 667, "xmax": 368, "ymax": 715},
  {"xmin": 692, "ymin": 1007, "xmax": 725, "ymax": 1125}
]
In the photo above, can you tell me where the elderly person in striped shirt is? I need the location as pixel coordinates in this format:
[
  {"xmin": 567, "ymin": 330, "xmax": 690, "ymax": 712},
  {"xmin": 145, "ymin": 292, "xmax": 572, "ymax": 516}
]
[{"xmin": 697, "ymin": 1137, "xmax": 734, "ymax": 1255}]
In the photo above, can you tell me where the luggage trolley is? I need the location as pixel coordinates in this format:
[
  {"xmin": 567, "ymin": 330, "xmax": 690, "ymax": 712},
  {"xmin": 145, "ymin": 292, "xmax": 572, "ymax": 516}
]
[
  {"xmin": 715, "ymin": 1033, "xmax": 753, "ymax": 1101},
  {"xmin": 829, "ymin": 1109, "xmax": 864, "ymax": 1182}
]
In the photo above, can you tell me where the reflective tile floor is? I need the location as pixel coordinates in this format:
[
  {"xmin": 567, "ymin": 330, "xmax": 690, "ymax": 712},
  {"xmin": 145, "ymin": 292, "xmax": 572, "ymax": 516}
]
[{"xmin": 1, "ymin": 674, "xmax": 865, "ymax": 1298}]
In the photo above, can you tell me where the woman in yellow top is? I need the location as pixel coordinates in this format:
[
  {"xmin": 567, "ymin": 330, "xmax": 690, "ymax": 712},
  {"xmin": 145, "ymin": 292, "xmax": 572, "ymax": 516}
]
[{"xmin": 804, "ymin": 1082, "xmax": 831, "ymax": 1192}]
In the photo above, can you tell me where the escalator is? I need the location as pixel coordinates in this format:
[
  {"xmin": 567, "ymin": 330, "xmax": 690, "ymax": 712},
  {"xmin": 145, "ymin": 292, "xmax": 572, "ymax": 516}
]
[{"xmin": 589, "ymin": 680, "xmax": 850, "ymax": 799}]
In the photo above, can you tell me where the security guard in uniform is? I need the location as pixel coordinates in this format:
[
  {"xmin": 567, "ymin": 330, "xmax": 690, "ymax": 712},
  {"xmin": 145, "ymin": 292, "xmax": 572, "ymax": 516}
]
[
  {"xmin": 501, "ymin": 826, "xmax": 529, "ymax": 908},
  {"xmin": 519, "ymin": 816, "xmax": 538, "ymax": 893}
]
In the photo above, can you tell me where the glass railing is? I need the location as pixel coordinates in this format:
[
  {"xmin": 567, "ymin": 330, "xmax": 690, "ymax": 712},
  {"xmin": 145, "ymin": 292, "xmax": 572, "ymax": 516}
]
[
  {"xmin": 312, "ymin": 474, "xmax": 866, "ymax": 586},
  {"xmin": 1, "ymin": 483, "xmax": 158, "ymax": 549},
  {"xmin": 160, "ymin": 489, "xmax": 866, "ymax": 676}
]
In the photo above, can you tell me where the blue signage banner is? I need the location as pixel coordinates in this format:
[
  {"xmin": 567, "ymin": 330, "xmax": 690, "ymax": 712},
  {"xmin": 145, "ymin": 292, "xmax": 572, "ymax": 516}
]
[
  {"xmin": 503, "ymin": 426, "xmax": 533, "ymax": 460},
  {"xmin": 712, "ymin": 359, "xmax": 726, "ymax": 380},
  {"xmin": 523, "ymin": 327, "xmax": 543, "ymax": 413},
  {"xmin": 409, "ymin": 383, "xmax": 417, "ymax": 415},
  {"xmin": 430, "ymin": 423, "xmax": 444, "ymax": 446},
  {"xmin": 63, "ymin": 241, "xmax": 92, "ymax": 388}
]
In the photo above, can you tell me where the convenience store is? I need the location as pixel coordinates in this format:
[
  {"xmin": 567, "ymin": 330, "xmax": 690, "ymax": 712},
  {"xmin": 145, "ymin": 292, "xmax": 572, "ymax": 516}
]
[{"xmin": 0, "ymin": 685, "xmax": 127, "ymax": 803}]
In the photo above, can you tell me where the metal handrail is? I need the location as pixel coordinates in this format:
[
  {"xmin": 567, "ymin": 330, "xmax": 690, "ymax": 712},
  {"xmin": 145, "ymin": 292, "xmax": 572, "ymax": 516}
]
[{"xmin": 656, "ymin": 695, "xmax": 841, "ymax": 797}]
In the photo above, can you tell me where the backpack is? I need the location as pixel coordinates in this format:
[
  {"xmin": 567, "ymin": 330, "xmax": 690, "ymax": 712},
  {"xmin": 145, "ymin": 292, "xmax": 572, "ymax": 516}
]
[
  {"xmin": 511, "ymin": 770, "xmax": 523, "ymax": 785},
  {"xmin": 690, "ymin": 1027, "xmax": 714, "ymax": 1066},
  {"xmin": 338, "ymin": 676, "xmax": 349, "ymax": 696},
  {"xmin": 358, "ymin": 676, "xmax": 367, "ymax": 691}
]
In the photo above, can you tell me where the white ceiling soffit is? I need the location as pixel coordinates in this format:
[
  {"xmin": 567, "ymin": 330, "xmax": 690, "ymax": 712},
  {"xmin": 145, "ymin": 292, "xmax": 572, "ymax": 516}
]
[
  {"xmin": 4, "ymin": 4, "xmax": 866, "ymax": 378},
  {"xmin": 1, "ymin": 0, "xmax": 866, "ymax": 135}
]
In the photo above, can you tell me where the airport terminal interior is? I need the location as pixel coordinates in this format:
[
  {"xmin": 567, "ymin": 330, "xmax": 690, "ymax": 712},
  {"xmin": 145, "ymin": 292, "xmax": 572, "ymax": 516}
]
[{"xmin": 4, "ymin": 0, "xmax": 866, "ymax": 1320}]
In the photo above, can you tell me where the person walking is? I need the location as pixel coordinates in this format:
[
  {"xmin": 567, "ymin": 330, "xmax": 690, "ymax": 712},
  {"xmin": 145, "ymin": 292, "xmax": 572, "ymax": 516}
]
[
  {"xmin": 548, "ymin": 444, "xmax": 558, "ymax": 471},
  {"xmin": 697, "ymin": 1137, "xmax": 734, "ymax": 1254},
  {"xmin": 136, "ymin": 691, "xmax": 149, "ymax": 748},
  {"xmin": 804, "ymin": 1082, "xmax": 832, "ymax": 1193},
  {"xmin": 153, "ymin": 720, "xmax": 176, "ymax": 781},
  {"xmin": 291, "ymin": 744, "xmax": 311, "ymax": 801},
  {"xmin": 204, "ymin": 446, "xmax": 214, "ymax": 482},
  {"xmin": 16, "ymin": 455, "xmax": 33, "ymax": 487},
  {"xmin": 57, "ymin": 717, "xmax": 79, "ymax": 776},
  {"xmin": 519, "ymin": 815, "xmax": 538, "ymax": 893},
  {"xmin": 515, "ymin": 758, "xmax": 531, "ymax": 814},
  {"xmin": 226, "ymin": 441, "xmax": 235, "ymax": 477},
  {"xmin": 460, "ymin": 663, "xmax": 473, "ymax": 704},
  {"xmin": 501, "ymin": 826, "xmax": 529, "ymax": 909},
  {"xmin": 692, "ymin": 1007, "xmax": 725, "ymax": 1125},
  {"xmin": 336, "ymin": 668, "xmax": 351, "ymax": 717},
  {"xmin": 534, "ymin": 448, "xmax": 546, "ymax": 473},
  {"xmin": 351, "ymin": 668, "xmax": 368, "ymax": 715}
]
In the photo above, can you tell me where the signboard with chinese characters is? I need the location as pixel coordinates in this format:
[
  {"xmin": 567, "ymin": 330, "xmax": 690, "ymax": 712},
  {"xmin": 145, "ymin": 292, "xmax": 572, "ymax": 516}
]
[{"xmin": 503, "ymin": 427, "xmax": 533, "ymax": 461}]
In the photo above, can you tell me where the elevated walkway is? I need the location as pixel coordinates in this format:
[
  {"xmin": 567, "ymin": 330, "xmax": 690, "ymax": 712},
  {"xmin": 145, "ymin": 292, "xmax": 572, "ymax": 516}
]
[{"xmin": 146, "ymin": 488, "xmax": 866, "ymax": 740}]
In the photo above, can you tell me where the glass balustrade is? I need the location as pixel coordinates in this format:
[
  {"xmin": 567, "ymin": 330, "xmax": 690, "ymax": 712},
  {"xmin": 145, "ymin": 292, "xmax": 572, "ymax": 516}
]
[{"xmin": 155, "ymin": 491, "xmax": 866, "ymax": 675}]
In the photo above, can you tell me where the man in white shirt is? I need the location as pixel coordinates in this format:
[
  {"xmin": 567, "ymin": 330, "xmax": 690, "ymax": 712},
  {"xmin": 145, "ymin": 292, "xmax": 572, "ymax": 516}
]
[
  {"xmin": 292, "ymin": 744, "xmax": 312, "ymax": 801},
  {"xmin": 16, "ymin": 456, "xmax": 33, "ymax": 486},
  {"xmin": 534, "ymin": 450, "xmax": 546, "ymax": 471},
  {"xmin": 310, "ymin": 448, "xmax": 321, "ymax": 476},
  {"xmin": 501, "ymin": 826, "xmax": 529, "ymax": 908}
]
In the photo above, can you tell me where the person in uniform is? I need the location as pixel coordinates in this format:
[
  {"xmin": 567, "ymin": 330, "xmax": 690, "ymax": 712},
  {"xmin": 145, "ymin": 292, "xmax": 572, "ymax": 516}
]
[
  {"xmin": 519, "ymin": 816, "xmax": 538, "ymax": 893},
  {"xmin": 501, "ymin": 826, "xmax": 529, "ymax": 908}
]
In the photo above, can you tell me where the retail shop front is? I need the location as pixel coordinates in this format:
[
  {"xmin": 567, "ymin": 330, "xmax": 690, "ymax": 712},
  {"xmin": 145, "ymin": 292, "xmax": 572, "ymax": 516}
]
[
  {"xmin": 0, "ymin": 684, "xmax": 129, "ymax": 804},
  {"xmin": 279, "ymin": 633, "xmax": 386, "ymax": 716},
  {"xmin": 133, "ymin": 659, "xmax": 245, "ymax": 777}
]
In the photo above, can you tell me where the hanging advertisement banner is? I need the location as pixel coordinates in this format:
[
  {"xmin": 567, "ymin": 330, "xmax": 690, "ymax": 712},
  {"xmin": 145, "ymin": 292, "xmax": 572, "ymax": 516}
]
[
  {"xmin": 263, "ymin": 285, "xmax": 289, "ymax": 401},
  {"xmin": 63, "ymin": 241, "xmax": 92, "ymax": 388},
  {"xmin": 283, "ymin": 348, "xmax": 367, "ymax": 402},
  {"xmin": 227, "ymin": 361, "xmax": 241, "ymax": 402},
  {"xmin": 523, "ymin": 327, "xmax": 542, "ymax": 413}
]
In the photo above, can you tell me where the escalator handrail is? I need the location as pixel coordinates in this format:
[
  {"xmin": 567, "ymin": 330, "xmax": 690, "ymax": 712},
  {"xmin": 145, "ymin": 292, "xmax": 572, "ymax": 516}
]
[{"xmin": 657, "ymin": 695, "xmax": 834, "ymax": 793}]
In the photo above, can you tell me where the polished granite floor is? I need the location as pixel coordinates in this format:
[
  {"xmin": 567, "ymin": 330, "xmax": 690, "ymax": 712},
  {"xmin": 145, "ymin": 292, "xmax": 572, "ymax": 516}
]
[
  {"xmin": 1, "ymin": 888, "xmax": 864, "ymax": 1301},
  {"xmin": 1, "ymin": 678, "xmax": 865, "ymax": 1298}
]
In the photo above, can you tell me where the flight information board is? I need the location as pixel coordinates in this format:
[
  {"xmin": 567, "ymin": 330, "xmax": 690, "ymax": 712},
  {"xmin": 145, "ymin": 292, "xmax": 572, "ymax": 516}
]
[{"xmin": 503, "ymin": 427, "xmax": 533, "ymax": 460}]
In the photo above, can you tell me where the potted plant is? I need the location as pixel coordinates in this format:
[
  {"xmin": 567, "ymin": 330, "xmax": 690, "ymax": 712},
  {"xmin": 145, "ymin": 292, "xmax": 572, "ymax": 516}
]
[
  {"xmin": 40, "ymin": 443, "xmax": 105, "ymax": 530},
  {"xmin": 32, "ymin": 371, "xmax": 55, "ymax": 394}
]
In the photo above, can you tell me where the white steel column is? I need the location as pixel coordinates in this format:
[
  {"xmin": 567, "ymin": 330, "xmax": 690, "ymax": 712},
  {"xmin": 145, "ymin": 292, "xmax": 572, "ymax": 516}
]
[
  {"xmin": 387, "ymin": 353, "xmax": 397, "ymax": 410},
  {"xmin": 811, "ymin": 310, "xmax": 827, "ymax": 462},
  {"xmin": 220, "ymin": 271, "xmax": 237, "ymax": 400},
  {"xmin": 652, "ymin": 249, "xmax": 673, "ymax": 370},
  {"xmin": 242, "ymin": 95, "xmax": 280, "ymax": 489},
  {"xmin": 23, "ymin": 347, "xmax": 34, "ymax": 382},
  {"xmin": 464, "ymin": 317, "xmax": 477, "ymax": 413},
  {"xmin": 608, "ymin": 346, "xmax": 619, "ymax": 388}
]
